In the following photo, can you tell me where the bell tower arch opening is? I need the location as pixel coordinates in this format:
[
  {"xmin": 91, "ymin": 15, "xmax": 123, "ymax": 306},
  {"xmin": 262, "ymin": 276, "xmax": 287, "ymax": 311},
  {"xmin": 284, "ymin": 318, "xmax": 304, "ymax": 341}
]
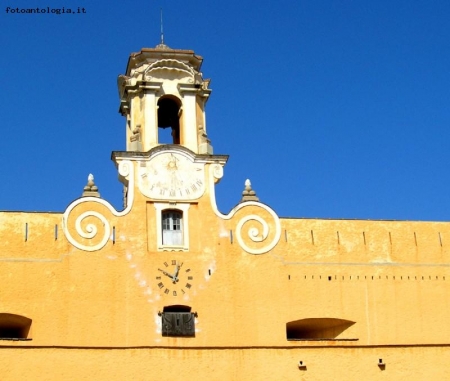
[
  {"xmin": 157, "ymin": 96, "xmax": 182, "ymax": 145},
  {"xmin": 118, "ymin": 46, "xmax": 214, "ymax": 153}
]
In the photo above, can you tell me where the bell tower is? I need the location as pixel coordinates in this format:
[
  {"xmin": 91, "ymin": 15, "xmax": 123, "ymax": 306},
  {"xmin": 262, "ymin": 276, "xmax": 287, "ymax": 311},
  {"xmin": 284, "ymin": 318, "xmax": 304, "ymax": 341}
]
[
  {"xmin": 113, "ymin": 43, "xmax": 228, "ymax": 251},
  {"xmin": 118, "ymin": 43, "xmax": 213, "ymax": 154}
]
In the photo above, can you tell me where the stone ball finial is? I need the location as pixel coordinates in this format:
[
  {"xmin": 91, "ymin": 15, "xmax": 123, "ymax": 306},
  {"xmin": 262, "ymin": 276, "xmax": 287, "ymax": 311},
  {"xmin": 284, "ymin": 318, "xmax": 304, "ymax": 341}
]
[
  {"xmin": 241, "ymin": 178, "xmax": 259, "ymax": 202},
  {"xmin": 82, "ymin": 173, "xmax": 101, "ymax": 198}
]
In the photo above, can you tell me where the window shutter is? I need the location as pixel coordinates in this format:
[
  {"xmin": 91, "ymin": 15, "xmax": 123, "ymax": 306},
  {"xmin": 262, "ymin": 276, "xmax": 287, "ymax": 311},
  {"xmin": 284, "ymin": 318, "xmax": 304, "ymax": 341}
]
[
  {"xmin": 161, "ymin": 312, "xmax": 195, "ymax": 337},
  {"xmin": 162, "ymin": 210, "xmax": 183, "ymax": 245}
]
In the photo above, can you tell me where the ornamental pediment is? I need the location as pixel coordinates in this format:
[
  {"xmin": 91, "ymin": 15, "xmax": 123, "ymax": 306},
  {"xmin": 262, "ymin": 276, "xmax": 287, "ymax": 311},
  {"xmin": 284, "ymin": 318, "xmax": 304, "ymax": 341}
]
[
  {"xmin": 144, "ymin": 59, "xmax": 196, "ymax": 78},
  {"xmin": 127, "ymin": 59, "xmax": 199, "ymax": 85}
]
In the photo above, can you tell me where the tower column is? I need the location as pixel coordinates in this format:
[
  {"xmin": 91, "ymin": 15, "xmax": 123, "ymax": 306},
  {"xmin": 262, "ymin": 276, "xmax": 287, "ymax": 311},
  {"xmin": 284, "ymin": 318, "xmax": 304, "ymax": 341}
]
[
  {"xmin": 143, "ymin": 90, "xmax": 158, "ymax": 151},
  {"xmin": 178, "ymin": 84, "xmax": 198, "ymax": 153}
]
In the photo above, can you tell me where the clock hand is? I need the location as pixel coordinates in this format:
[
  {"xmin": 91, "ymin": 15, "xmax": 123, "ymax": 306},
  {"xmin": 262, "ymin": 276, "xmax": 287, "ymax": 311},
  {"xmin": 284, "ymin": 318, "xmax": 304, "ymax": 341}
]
[
  {"xmin": 174, "ymin": 262, "xmax": 180, "ymax": 277},
  {"xmin": 158, "ymin": 268, "xmax": 174, "ymax": 279},
  {"xmin": 171, "ymin": 262, "xmax": 180, "ymax": 283}
]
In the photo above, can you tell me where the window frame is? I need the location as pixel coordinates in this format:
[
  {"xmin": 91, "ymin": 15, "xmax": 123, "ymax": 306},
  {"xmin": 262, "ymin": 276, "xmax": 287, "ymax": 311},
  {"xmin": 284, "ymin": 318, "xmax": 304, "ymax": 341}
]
[{"xmin": 154, "ymin": 203, "xmax": 190, "ymax": 251}]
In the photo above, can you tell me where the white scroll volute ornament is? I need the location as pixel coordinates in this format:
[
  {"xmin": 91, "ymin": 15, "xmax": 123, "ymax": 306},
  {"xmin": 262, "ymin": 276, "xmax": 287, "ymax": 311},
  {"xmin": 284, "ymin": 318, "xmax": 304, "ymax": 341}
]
[
  {"xmin": 207, "ymin": 171, "xmax": 281, "ymax": 255},
  {"xmin": 212, "ymin": 164, "xmax": 223, "ymax": 183},
  {"xmin": 62, "ymin": 161, "xmax": 134, "ymax": 252}
]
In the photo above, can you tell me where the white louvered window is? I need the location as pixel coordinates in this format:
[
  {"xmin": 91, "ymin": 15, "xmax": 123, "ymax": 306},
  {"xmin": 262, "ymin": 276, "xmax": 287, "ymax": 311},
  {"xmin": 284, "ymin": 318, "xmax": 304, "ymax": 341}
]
[{"xmin": 162, "ymin": 210, "xmax": 183, "ymax": 245}]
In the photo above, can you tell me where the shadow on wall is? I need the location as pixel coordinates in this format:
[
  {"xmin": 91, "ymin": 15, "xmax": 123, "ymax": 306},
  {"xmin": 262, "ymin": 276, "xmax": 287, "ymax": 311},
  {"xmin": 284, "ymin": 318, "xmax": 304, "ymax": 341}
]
[
  {"xmin": 286, "ymin": 318, "xmax": 355, "ymax": 340},
  {"xmin": 0, "ymin": 313, "xmax": 32, "ymax": 340}
]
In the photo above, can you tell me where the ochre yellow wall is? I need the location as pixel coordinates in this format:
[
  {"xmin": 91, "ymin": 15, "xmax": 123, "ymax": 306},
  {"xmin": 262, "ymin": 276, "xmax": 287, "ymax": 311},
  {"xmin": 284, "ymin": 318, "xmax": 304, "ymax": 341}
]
[
  {"xmin": 0, "ymin": 346, "xmax": 449, "ymax": 380},
  {"xmin": 1, "ymin": 159, "xmax": 450, "ymax": 379}
]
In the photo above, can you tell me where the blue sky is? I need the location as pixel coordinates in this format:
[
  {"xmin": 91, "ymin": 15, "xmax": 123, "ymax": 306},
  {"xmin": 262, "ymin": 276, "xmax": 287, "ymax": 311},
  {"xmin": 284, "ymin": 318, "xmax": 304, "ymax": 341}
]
[{"xmin": 1, "ymin": 1, "xmax": 450, "ymax": 220}]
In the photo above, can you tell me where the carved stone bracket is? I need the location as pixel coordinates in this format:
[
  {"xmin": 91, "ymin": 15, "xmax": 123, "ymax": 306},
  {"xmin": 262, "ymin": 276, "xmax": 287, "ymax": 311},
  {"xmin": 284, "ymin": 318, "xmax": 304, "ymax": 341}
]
[{"xmin": 130, "ymin": 125, "xmax": 141, "ymax": 142}]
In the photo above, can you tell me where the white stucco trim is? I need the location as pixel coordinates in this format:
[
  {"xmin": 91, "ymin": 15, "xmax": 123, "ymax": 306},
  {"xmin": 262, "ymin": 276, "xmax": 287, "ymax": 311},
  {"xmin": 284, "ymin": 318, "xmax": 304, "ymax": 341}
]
[
  {"xmin": 62, "ymin": 160, "xmax": 134, "ymax": 252},
  {"xmin": 208, "ymin": 164, "xmax": 281, "ymax": 255}
]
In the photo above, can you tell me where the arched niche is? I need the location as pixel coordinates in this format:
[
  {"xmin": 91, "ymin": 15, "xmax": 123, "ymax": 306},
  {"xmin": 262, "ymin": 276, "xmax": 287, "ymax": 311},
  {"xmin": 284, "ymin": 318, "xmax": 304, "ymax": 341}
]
[
  {"xmin": 0, "ymin": 313, "xmax": 32, "ymax": 340},
  {"xmin": 286, "ymin": 318, "xmax": 355, "ymax": 340}
]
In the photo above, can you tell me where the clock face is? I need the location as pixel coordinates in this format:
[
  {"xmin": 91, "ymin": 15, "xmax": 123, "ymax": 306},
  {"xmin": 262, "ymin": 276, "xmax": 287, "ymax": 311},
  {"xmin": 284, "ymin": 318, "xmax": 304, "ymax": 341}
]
[
  {"xmin": 155, "ymin": 259, "xmax": 194, "ymax": 297},
  {"xmin": 138, "ymin": 152, "xmax": 205, "ymax": 200}
]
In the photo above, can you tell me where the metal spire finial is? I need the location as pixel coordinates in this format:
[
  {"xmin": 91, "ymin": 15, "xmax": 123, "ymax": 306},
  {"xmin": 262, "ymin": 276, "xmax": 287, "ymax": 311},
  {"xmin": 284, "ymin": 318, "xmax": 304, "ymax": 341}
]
[
  {"xmin": 160, "ymin": 8, "xmax": 164, "ymax": 45},
  {"xmin": 155, "ymin": 8, "xmax": 170, "ymax": 50}
]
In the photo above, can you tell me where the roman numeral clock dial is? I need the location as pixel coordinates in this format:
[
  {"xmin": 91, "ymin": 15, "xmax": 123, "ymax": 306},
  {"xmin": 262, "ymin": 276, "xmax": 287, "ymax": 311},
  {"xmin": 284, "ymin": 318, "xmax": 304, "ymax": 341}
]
[
  {"xmin": 155, "ymin": 260, "xmax": 194, "ymax": 296},
  {"xmin": 138, "ymin": 151, "xmax": 205, "ymax": 200}
]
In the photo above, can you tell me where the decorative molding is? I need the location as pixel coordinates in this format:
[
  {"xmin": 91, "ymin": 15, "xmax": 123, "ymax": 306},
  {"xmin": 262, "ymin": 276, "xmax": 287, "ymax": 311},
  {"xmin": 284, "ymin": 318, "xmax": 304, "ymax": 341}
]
[
  {"xmin": 130, "ymin": 125, "xmax": 141, "ymax": 142},
  {"xmin": 208, "ymin": 165, "xmax": 281, "ymax": 255},
  {"xmin": 211, "ymin": 164, "xmax": 223, "ymax": 183},
  {"xmin": 62, "ymin": 161, "xmax": 134, "ymax": 252},
  {"xmin": 143, "ymin": 59, "xmax": 195, "ymax": 79}
]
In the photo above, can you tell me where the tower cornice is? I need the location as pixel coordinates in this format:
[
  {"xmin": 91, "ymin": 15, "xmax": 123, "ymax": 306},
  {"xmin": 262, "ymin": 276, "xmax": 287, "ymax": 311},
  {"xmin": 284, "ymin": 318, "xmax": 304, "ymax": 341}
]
[
  {"xmin": 111, "ymin": 144, "xmax": 228, "ymax": 165},
  {"xmin": 126, "ymin": 48, "xmax": 203, "ymax": 76}
]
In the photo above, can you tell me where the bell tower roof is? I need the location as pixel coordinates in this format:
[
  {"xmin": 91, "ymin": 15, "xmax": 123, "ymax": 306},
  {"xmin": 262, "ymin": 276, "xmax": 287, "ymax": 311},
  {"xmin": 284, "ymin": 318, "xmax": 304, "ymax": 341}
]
[{"xmin": 125, "ymin": 45, "xmax": 204, "ymax": 76}]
